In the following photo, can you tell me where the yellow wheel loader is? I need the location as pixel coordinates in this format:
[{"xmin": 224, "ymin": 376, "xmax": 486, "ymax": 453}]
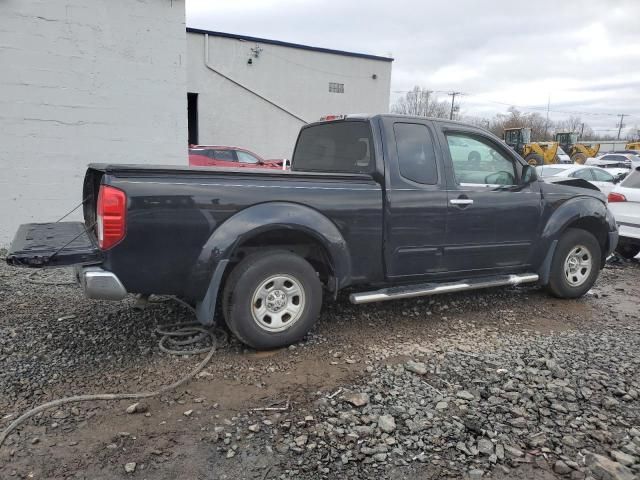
[
  {"xmin": 503, "ymin": 128, "xmax": 559, "ymax": 166},
  {"xmin": 555, "ymin": 132, "xmax": 599, "ymax": 164},
  {"xmin": 625, "ymin": 142, "xmax": 640, "ymax": 152}
]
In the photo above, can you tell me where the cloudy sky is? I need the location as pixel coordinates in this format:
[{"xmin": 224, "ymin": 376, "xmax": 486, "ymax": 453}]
[{"xmin": 187, "ymin": 0, "xmax": 640, "ymax": 136}]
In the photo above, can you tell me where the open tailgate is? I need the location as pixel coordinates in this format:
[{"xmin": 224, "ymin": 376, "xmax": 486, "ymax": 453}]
[{"xmin": 6, "ymin": 222, "xmax": 102, "ymax": 268}]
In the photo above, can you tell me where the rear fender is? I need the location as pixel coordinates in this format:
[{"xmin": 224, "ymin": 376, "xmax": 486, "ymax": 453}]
[{"xmin": 187, "ymin": 202, "xmax": 351, "ymax": 325}]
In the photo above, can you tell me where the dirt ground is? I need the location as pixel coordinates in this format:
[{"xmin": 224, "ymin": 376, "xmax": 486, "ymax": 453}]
[{"xmin": 0, "ymin": 257, "xmax": 639, "ymax": 479}]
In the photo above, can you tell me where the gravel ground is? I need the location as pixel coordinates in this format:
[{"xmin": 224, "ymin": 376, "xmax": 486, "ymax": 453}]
[{"xmin": 0, "ymin": 253, "xmax": 639, "ymax": 479}]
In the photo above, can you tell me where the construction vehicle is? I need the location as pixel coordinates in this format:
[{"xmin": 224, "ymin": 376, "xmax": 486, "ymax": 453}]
[
  {"xmin": 555, "ymin": 132, "xmax": 599, "ymax": 164},
  {"xmin": 625, "ymin": 142, "xmax": 640, "ymax": 152},
  {"xmin": 503, "ymin": 127, "xmax": 558, "ymax": 166}
]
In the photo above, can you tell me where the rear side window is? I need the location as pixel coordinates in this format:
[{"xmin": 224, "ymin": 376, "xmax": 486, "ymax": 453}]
[
  {"xmin": 572, "ymin": 169, "xmax": 594, "ymax": 180},
  {"xmin": 622, "ymin": 169, "xmax": 640, "ymax": 188},
  {"xmin": 393, "ymin": 123, "xmax": 438, "ymax": 184},
  {"xmin": 212, "ymin": 150, "xmax": 235, "ymax": 161},
  {"xmin": 292, "ymin": 121, "xmax": 373, "ymax": 173},
  {"xmin": 592, "ymin": 169, "xmax": 614, "ymax": 182}
]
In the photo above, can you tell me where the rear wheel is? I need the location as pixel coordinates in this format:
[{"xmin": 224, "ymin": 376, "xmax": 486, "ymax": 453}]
[
  {"xmin": 525, "ymin": 153, "xmax": 543, "ymax": 166},
  {"xmin": 547, "ymin": 228, "xmax": 601, "ymax": 298},
  {"xmin": 616, "ymin": 241, "xmax": 640, "ymax": 259},
  {"xmin": 223, "ymin": 251, "xmax": 322, "ymax": 350},
  {"xmin": 572, "ymin": 152, "xmax": 587, "ymax": 164}
]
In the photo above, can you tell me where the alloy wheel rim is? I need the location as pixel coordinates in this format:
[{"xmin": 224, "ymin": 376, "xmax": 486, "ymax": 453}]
[{"xmin": 251, "ymin": 274, "xmax": 305, "ymax": 332}]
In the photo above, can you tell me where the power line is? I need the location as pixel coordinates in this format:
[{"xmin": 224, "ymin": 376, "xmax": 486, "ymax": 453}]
[{"xmin": 393, "ymin": 88, "xmax": 636, "ymax": 118}]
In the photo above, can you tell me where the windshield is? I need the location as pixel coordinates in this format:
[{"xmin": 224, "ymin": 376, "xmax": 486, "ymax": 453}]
[{"xmin": 292, "ymin": 121, "xmax": 373, "ymax": 173}]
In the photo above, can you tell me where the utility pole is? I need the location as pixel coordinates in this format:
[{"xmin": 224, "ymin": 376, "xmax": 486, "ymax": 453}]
[
  {"xmin": 617, "ymin": 114, "xmax": 626, "ymax": 140},
  {"xmin": 580, "ymin": 123, "xmax": 585, "ymax": 140},
  {"xmin": 424, "ymin": 89, "xmax": 433, "ymax": 116},
  {"xmin": 544, "ymin": 95, "xmax": 550, "ymax": 140},
  {"xmin": 448, "ymin": 92, "xmax": 462, "ymax": 120}
]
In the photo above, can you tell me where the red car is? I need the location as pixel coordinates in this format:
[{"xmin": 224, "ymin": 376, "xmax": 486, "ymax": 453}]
[{"xmin": 188, "ymin": 145, "xmax": 289, "ymax": 170}]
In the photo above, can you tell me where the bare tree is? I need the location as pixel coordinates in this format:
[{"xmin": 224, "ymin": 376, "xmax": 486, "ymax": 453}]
[
  {"xmin": 392, "ymin": 86, "xmax": 450, "ymax": 118},
  {"xmin": 486, "ymin": 108, "xmax": 550, "ymax": 141}
]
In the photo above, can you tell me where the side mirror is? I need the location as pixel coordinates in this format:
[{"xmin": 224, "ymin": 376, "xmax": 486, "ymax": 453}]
[
  {"xmin": 521, "ymin": 165, "xmax": 538, "ymax": 185},
  {"xmin": 613, "ymin": 173, "xmax": 625, "ymax": 184}
]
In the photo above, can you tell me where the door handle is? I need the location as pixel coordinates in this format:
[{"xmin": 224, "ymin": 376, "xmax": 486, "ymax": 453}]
[{"xmin": 449, "ymin": 198, "xmax": 474, "ymax": 205}]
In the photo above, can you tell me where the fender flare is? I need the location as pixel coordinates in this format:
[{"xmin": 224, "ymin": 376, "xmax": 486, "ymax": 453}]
[
  {"xmin": 188, "ymin": 202, "xmax": 351, "ymax": 325},
  {"xmin": 535, "ymin": 196, "xmax": 610, "ymax": 284}
]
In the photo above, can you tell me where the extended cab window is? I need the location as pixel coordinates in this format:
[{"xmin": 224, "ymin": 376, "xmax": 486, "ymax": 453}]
[
  {"xmin": 394, "ymin": 123, "xmax": 438, "ymax": 184},
  {"xmin": 293, "ymin": 121, "xmax": 373, "ymax": 173},
  {"xmin": 447, "ymin": 134, "xmax": 516, "ymax": 186}
]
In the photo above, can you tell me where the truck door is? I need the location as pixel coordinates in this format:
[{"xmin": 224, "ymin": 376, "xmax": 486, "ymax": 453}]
[
  {"xmin": 438, "ymin": 128, "xmax": 542, "ymax": 274},
  {"xmin": 381, "ymin": 118, "xmax": 449, "ymax": 278}
]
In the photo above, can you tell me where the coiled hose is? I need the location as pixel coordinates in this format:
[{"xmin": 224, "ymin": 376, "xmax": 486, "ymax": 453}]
[{"xmin": 0, "ymin": 296, "xmax": 227, "ymax": 448}]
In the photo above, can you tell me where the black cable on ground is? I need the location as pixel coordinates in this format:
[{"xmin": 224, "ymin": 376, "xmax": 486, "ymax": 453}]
[{"xmin": 0, "ymin": 298, "xmax": 227, "ymax": 447}]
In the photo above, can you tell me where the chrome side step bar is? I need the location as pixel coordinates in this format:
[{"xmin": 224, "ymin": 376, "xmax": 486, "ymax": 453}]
[{"xmin": 349, "ymin": 273, "xmax": 539, "ymax": 305}]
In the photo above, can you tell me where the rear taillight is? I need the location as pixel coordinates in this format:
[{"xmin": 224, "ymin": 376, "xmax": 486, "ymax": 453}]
[
  {"xmin": 97, "ymin": 185, "xmax": 126, "ymax": 250},
  {"xmin": 607, "ymin": 192, "xmax": 627, "ymax": 203}
]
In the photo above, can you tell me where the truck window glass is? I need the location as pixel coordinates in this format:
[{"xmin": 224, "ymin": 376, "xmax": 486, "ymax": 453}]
[
  {"xmin": 393, "ymin": 123, "xmax": 438, "ymax": 185},
  {"xmin": 446, "ymin": 134, "xmax": 516, "ymax": 186},
  {"xmin": 293, "ymin": 121, "xmax": 373, "ymax": 173}
]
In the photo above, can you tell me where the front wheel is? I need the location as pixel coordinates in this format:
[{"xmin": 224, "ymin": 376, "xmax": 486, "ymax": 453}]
[
  {"xmin": 546, "ymin": 228, "xmax": 601, "ymax": 298},
  {"xmin": 223, "ymin": 251, "xmax": 322, "ymax": 350}
]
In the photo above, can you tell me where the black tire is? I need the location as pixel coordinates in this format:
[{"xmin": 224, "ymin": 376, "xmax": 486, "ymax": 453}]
[
  {"xmin": 525, "ymin": 153, "xmax": 543, "ymax": 166},
  {"xmin": 616, "ymin": 241, "xmax": 640, "ymax": 259},
  {"xmin": 222, "ymin": 251, "xmax": 322, "ymax": 350},
  {"xmin": 468, "ymin": 151, "xmax": 481, "ymax": 162},
  {"xmin": 546, "ymin": 228, "xmax": 601, "ymax": 298}
]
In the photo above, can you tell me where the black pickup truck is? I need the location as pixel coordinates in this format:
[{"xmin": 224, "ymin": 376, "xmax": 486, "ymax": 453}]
[{"xmin": 7, "ymin": 115, "xmax": 618, "ymax": 349}]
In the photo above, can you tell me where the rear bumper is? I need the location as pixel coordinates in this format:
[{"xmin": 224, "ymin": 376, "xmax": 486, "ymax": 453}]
[
  {"xmin": 618, "ymin": 222, "xmax": 640, "ymax": 243},
  {"xmin": 76, "ymin": 266, "xmax": 127, "ymax": 300}
]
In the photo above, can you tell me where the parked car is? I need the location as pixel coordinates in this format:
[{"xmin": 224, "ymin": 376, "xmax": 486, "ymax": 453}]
[
  {"xmin": 586, "ymin": 153, "xmax": 639, "ymax": 169},
  {"xmin": 608, "ymin": 166, "xmax": 640, "ymax": 259},
  {"xmin": 6, "ymin": 115, "xmax": 618, "ymax": 349},
  {"xmin": 189, "ymin": 145, "xmax": 289, "ymax": 170},
  {"xmin": 535, "ymin": 164, "xmax": 626, "ymax": 196}
]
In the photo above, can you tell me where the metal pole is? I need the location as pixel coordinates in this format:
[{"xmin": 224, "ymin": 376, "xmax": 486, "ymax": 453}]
[
  {"xmin": 617, "ymin": 114, "xmax": 626, "ymax": 140},
  {"xmin": 448, "ymin": 92, "xmax": 461, "ymax": 120}
]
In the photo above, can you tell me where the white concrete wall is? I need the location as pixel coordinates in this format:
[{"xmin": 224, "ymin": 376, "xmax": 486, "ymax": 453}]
[
  {"xmin": 187, "ymin": 32, "xmax": 392, "ymax": 160},
  {"xmin": 0, "ymin": 0, "xmax": 187, "ymax": 246}
]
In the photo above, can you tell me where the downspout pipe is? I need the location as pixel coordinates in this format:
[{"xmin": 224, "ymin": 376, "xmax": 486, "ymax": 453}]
[{"xmin": 204, "ymin": 34, "xmax": 308, "ymax": 124}]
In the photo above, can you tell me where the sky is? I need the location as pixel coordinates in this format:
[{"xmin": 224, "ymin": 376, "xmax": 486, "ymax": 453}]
[{"xmin": 187, "ymin": 0, "xmax": 640, "ymax": 136}]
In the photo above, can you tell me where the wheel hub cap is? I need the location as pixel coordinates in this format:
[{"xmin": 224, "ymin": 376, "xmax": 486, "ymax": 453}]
[{"xmin": 266, "ymin": 290, "xmax": 287, "ymax": 312}]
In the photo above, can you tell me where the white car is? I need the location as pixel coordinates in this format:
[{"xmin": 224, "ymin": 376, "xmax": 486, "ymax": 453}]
[
  {"xmin": 556, "ymin": 146, "xmax": 571, "ymax": 164},
  {"xmin": 608, "ymin": 167, "xmax": 640, "ymax": 259},
  {"xmin": 536, "ymin": 164, "xmax": 626, "ymax": 197},
  {"xmin": 586, "ymin": 153, "xmax": 640, "ymax": 169}
]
